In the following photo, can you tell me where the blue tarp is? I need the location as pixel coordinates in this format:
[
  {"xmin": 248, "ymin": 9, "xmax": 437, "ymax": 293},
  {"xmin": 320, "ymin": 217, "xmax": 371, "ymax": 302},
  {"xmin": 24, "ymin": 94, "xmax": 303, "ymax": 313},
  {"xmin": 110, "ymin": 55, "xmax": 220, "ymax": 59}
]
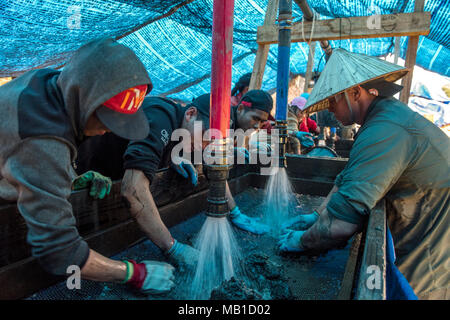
[{"xmin": 0, "ymin": 0, "xmax": 449, "ymax": 101}]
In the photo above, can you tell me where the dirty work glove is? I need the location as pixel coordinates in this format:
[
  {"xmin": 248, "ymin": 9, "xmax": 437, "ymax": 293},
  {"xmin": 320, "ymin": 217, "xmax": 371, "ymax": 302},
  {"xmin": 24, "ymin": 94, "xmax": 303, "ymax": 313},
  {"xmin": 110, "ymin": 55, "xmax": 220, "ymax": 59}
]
[
  {"xmin": 281, "ymin": 211, "xmax": 319, "ymax": 231},
  {"xmin": 171, "ymin": 157, "xmax": 198, "ymax": 186},
  {"xmin": 122, "ymin": 259, "xmax": 175, "ymax": 295},
  {"xmin": 72, "ymin": 170, "xmax": 112, "ymax": 199},
  {"xmin": 234, "ymin": 147, "xmax": 250, "ymax": 164},
  {"xmin": 277, "ymin": 229, "xmax": 306, "ymax": 253},
  {"xmin": 166, "ymin": 239, "xmax": 199, "ymax": 268},
  {"xmin": 296, "ymin": 131, "xmax": 314, "ymax": 148},
  {"xmin": 229, "ymin": 206, "xmax": 270, "ymax": 235}
]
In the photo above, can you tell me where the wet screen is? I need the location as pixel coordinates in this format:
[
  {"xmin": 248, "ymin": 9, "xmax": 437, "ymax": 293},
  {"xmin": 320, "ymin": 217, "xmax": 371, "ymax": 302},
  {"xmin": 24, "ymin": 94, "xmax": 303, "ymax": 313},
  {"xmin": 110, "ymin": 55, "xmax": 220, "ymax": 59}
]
[{"xmin": 28, "ymin": 188, "xmax": 350, "ymax": 300}]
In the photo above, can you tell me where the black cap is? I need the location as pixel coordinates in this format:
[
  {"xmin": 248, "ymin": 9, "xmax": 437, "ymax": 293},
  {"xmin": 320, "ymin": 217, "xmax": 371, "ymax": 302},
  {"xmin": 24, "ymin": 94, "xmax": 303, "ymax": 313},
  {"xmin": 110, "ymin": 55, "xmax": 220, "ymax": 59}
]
[
  {"xmin": 188, "ymin": 93, "xmax": 210, "ymax": 129},
  {"xmin": 231, "ymin": 73, "xmax": 252, "ymax": 96},
  {"xmin": 239, "ymin": 89, "xmax": 273, "ymax": 114}
]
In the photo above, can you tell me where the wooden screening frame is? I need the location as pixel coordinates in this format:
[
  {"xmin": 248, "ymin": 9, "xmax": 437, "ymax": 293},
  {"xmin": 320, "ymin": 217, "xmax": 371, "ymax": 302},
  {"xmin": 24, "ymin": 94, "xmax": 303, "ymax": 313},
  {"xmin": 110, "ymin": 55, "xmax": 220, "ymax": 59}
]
[{"xmin": 249, "ymin": 0, "xmax": 430, "ymax": 104}]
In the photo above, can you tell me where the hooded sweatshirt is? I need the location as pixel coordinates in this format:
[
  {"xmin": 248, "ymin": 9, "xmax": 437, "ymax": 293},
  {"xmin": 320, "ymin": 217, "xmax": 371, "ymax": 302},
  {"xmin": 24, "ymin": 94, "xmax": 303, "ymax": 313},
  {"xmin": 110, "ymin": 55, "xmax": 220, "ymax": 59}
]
[{"xmin": 0, "ymin": 38, "xmax": 151, "ymax": 275}]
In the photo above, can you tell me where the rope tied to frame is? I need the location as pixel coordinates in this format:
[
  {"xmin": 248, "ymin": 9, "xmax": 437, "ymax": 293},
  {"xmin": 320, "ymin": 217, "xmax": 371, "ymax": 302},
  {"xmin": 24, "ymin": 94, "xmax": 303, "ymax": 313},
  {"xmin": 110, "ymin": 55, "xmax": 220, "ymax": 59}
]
[{"xmin": 301, "ymin": 11, "xmax": 316, "ymax": 62}]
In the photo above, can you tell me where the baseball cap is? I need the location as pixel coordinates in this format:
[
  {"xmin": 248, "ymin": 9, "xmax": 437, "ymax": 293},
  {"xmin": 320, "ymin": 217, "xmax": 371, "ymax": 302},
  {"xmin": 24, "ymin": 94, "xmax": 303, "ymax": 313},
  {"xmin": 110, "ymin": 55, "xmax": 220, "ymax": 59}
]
[
  {"xmin": 239, "ymin": 89, "xmax": 273, "ymax": 114},
  {"xmin": 188, "ymin": 93, "xmax": 211, "ymax": 129},
  {"xmin": 96, "ymin": 84, "xmax": 150, "ymax": 140}
]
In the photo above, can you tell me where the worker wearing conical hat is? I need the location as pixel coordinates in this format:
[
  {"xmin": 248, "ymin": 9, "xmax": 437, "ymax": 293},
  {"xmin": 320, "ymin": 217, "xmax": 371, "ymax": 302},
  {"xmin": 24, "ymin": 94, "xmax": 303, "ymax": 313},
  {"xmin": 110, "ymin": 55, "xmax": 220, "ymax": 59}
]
[{"xmin": 277, "ymin": 49, "xmax": 449, "ymax": 300}]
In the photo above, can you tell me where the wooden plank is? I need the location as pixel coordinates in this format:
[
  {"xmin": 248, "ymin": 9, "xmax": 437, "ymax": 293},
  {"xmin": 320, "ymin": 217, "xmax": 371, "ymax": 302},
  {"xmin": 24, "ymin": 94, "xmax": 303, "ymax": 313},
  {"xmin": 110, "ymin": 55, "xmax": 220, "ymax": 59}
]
[
  {"xmin": 248, "ymin": 0, "xmax": 279, "ymax": 90},
  {"xmin": 285, "ymin": 154, "xmax": 348, "ymax": 181},
  {"xmin": 337, "ymin": 232, "xmax": 363, "ymax": 300},
  {"xmin": 400, "ymin": 0, "xmax": 425, "ymax": 104},
  {"xmin": 257, "ymin": 12, "xmax": 431, "ymax": 45},
  {"xmin": 355, "ymin": 199, "xmax": 387, "ymax": 300}
]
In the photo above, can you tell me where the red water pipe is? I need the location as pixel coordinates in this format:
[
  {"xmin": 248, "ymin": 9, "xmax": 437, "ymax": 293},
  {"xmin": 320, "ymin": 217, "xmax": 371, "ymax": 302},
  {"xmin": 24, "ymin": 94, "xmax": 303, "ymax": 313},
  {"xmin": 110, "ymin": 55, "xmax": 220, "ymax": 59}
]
[{"xmin": 210, "ymin": 0, "xmax": 235, "ymax": 139}]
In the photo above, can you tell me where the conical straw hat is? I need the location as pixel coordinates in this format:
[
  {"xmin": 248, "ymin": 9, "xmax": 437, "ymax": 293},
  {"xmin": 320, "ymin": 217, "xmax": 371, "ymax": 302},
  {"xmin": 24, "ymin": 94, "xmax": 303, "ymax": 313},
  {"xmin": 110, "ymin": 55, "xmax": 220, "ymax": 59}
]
[{"xmin": 304, "ymin": 48, "xmax": 409, "ymax": 113}]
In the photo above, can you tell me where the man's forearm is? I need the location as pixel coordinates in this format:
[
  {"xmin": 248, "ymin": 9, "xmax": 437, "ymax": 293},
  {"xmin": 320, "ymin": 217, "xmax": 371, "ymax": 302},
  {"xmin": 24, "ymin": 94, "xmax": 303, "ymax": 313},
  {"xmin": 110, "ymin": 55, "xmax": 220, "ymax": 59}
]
[
  {"xmin": 121, "ymin": 169, "xmax": 173, "ymax": 251},
  {"xmin": 301, "ymin": 185, "xmax": 359, "ymax": 253}
]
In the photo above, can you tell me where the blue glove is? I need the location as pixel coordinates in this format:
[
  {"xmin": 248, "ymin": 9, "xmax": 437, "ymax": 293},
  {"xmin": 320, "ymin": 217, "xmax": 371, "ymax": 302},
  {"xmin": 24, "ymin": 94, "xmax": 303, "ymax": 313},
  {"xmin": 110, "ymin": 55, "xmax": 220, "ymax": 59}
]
[
  {"xmin": 281, "ymin": 211, "xmax": 319, "ymax": 230},
  {"xmin": 229, "ymin": 206, "xmax": 270, "ymax": 235},
  {"xmin": 295, "ymin": 131, "xmax": 314, "ymax": 148},
  {"xmin": 277, "ymin": 229, "xmax": 306, "ymax": 252},
  {"xmin": 234, "ymin": 147, "xmax": 250, "ymax": 164},
  {"xmin": 166, "ymin": 239, "xmax": 199, "ymax": 268},
  {"xmin": 171, "ymin": 157, "xmax": 198, "ymax": 186}
]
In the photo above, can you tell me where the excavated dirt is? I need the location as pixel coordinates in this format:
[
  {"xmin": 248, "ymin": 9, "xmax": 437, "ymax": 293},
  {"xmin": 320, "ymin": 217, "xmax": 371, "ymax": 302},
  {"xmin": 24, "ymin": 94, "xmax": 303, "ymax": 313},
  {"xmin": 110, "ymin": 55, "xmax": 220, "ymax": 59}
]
[{"xmin": 27, "ymin": 188, "xmax": 350, "ymax": 300}]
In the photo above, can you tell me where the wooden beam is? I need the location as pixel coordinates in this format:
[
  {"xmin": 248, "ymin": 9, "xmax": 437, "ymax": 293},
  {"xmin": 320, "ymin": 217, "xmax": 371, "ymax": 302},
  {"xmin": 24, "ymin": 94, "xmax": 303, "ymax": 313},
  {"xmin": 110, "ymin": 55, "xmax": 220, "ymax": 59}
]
[
  {"xmin": 248, "ymin": 0, "xmax": 279, "ymax": 90},
  {"xmin": 400, "ymin": 0, "xmax": 425, "ymax": 104},
  {"xmin": 355, "ymin": 199, "xmax": 387, "ymax": 300},
  {"xmin": 257, "ymin": 12, "xmax": 430, "ymax": 45}
]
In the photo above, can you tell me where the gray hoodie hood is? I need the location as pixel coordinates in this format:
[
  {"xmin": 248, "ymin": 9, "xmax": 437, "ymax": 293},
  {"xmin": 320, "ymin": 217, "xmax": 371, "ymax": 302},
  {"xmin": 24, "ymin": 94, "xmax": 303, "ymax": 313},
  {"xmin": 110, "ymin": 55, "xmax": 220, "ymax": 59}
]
[{"xmin": 57, "ymin": 38, "xmax": 152, "ymax": 142}]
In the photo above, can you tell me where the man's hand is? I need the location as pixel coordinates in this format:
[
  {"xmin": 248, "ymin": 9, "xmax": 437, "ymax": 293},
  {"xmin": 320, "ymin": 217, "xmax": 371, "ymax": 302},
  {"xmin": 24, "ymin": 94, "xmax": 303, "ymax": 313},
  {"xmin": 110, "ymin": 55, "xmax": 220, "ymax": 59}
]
[
  {"xmin": 171, "ymin": 157, "xmax": 198, "ymax": 186},
  {"xmin": 124, "ymin": 260, "xmax": 175, "ymax": 295},
  {"xmin": 165, "ymin": 239, "xmax": 199, "ymax": 268},
  {"xmin": 72, "ymin": 170, "xmax": 112, "ymax": 199},
  {"xmin": 277, "ymin": 229, "xmax": 306, "ymax": 253},
  {"xmin": 229, "ymin": 206, "xmax": 270, "ymax": 235},
  {"xmin": 295, "ymin": 131, "xmax": 315, "ymax": 148},
  {"xmin": 281, "ymin": 211, "xmax": 319, "ymax": 230}
]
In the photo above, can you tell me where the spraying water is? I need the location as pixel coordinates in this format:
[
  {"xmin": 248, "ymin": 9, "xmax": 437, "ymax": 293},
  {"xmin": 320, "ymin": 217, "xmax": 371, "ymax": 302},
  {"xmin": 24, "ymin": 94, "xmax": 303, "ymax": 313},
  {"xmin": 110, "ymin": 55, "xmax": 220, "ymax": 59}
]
[
  {"xmin": 189, "ymin": 216, "xmax": 242, "ymax": 299},
  {"xmin": 263, "ymin": 167, "xmax": 299, "ymax": 235}
]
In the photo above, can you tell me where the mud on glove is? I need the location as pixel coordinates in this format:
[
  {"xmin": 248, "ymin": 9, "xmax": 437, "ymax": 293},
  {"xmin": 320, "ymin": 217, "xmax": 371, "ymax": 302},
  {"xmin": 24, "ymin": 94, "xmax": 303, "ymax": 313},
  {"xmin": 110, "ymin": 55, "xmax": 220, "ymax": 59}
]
[
  {"xmin": 72, "ymin": 170, "xmax": 112, "ymax": 199},
  {"xmin": 229, "ymin": 206, "xmax": 270, "ymax": 235},
  {"xmin": 277, "ymin": 229, "xmax": 306, "ymax": 253},
  {"xmin": 122, "ymin": 260, "xmax": 175, "ymax": 294},
  {"xmin": 165, "ymin": 239, "xmax": 199, "ymax": 268},
  {"xmin": 295, "ymin": 131, "xmax": 314, "ymax": 148},
  {"xmin": 171, "ymin": 157, "xmax": 198, "ymax": 186}
]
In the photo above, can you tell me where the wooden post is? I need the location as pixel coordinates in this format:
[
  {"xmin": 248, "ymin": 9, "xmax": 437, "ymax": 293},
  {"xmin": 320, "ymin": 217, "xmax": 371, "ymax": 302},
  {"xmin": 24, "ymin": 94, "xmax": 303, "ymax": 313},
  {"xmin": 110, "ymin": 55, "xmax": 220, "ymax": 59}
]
[
  {"xmin": 393, "ymin": 37, "xmax": 401, "ymax": 65},
  {"xmin": 355, "ymin": 199, "xmax": 387, "ymax": 300},
  {"xmin": 249, "ymin": 0, "xmax": 279, "ymax": 90},
  {"xmin": 400, "ymin": 0, "xmax": 425, "ymax": 104},
  {"xmin": 303, "ymin": 42, "xmax": 316, "ymax": 92}
]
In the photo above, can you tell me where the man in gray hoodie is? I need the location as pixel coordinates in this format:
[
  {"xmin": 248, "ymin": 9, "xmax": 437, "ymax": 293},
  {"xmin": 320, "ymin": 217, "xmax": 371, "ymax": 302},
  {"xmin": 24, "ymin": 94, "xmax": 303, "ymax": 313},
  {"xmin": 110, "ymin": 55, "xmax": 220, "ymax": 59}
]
[{"xmin": 0, "ymin": 38, "xmax": 175, "ymax": 294}]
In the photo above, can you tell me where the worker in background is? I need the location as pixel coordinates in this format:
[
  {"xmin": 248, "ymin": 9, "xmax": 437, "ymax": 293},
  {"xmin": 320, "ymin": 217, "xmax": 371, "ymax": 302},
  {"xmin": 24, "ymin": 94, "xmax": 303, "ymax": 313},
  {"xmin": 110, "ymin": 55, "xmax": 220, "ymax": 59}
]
[
  {"xmin": 227, "ymin": 90, "xmax": 275, "ymax": 234},
  {"xmin": 286, "ymin": 95, "xmax": 318, "ymax": 154},
  {"xmin": 187, "ymin": 90, "xmax": 275, "ymax": 235},
  {"xmin": 78, "ymin": 95, "xmax": 213, "ymax": 269},
  {"xmin": 277, "ymin": 49, "xmax": 449, "ymax": 300},
  {"xmin": 231, "ymin": 72, "xmax": 275, "ymax": 134},
  {"xmin": 230, "ymin": 73, "xmax": 251, "ymax": 107},
  {"xmin": 0, "ymin": 38, "xmax": 175, "ymax": 294}
]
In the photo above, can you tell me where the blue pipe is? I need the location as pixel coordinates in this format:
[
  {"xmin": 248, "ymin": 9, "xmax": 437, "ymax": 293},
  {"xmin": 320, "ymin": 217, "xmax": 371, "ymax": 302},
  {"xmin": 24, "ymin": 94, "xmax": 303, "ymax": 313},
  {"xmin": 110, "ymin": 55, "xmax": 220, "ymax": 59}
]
[{"xmin": 275, "ymin": 0, "xmax": 292, "ymax": 121}]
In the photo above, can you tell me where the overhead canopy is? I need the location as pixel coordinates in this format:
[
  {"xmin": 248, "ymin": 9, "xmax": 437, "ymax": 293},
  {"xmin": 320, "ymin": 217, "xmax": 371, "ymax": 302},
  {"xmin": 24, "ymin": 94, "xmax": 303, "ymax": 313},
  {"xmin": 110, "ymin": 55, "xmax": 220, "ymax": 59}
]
[{"xmin": 0, "ymin": 0, "xmax": 449, "ymax": 101}]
